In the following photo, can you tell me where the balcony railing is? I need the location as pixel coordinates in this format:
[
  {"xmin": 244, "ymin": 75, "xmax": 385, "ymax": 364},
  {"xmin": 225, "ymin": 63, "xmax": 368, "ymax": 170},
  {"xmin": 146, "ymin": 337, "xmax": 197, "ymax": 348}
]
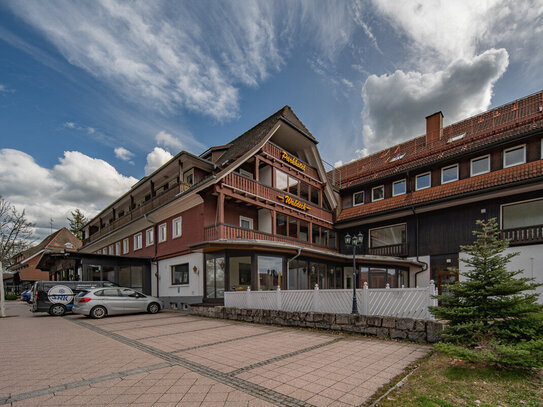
[
  {"xmin": 222, "ymin": 173, "xmax": 333, "ymax": 223},
  {"xmin": 368, "ymin": 243, "xmax": 407, "ymax": 257},
  {"xmin": 84, "ymin": 185, "xmax": 185, "ymax": 244},
  {"xmin": 203, "ymin": 223, "xmax": 337, "ymax": 252},
  {"xmin": 501, "ymin": 224, "xmax": 543, "ymax": 245},
  {"xmin": 261, "ymin": 142, "xmax": 320, "ymax": 179}
]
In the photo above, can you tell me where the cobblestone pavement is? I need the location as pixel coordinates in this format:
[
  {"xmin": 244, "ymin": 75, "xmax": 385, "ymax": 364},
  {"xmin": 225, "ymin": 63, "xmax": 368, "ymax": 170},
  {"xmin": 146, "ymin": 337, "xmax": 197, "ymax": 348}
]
[{"xmin": 0, "ymin": 301, "xmax": 430, "ymax": 406}]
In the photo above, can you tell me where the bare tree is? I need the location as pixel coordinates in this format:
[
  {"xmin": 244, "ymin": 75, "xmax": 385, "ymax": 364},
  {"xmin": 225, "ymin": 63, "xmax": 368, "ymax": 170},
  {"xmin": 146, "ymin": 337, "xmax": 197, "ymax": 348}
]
[{"xmin": 0, "ymin": 197, "xmax": 34, "ymax": 268}]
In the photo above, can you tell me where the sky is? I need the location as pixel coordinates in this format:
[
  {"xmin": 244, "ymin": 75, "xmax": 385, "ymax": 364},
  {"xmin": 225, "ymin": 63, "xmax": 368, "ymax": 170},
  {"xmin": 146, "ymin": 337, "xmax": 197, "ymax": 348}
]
[{"xmin": 1, "ymin": 0, "xmax": 543, "ymax": 242}]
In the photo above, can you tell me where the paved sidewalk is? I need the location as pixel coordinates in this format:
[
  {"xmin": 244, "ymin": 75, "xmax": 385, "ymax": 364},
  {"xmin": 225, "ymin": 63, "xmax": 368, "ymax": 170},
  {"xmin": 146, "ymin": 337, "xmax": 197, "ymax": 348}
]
[{"xmin": 0, "ymin": 301, "xmax": 430, "ymax": 406}]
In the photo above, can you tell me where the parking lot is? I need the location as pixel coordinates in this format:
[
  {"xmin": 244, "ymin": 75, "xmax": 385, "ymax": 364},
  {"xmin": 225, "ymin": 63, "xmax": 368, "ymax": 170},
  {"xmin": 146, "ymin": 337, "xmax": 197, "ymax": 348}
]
[{"xmin": 0, "ymin": 302, "xmax": 430, "ymax": 406}]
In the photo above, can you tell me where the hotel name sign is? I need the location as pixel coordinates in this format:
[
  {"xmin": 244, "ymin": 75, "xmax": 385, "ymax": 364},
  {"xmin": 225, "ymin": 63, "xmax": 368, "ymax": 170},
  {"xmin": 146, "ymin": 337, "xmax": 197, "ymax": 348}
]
[
  {"xmin": 281, "ymin": 151, "xmax": 306, "ymax": 172},
  {"xmin": 277, "ymin": 195, "xmax": 311, "ymax": 211}
]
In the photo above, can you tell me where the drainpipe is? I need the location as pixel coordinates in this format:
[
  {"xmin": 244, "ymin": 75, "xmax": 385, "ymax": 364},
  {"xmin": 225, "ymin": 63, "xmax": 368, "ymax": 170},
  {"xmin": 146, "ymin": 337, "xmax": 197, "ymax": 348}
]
[
  {"xmin": 144, "ymin": 214, "xmax": 159, "ymax": 297},
  {"xmin": 411, "ymin": 205, "xmax": 428, "ymax": 287},
  {"xmin": 286, "ymin": 248, "xmax": 302, "ymax": 290}
]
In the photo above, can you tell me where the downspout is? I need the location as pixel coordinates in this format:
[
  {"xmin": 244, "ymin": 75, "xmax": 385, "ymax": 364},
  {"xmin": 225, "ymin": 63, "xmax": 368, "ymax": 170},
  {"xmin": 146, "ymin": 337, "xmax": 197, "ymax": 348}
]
[
  {"xmin": 144, "ymin": 214, "xmax": 159, "ymax": 297},
  {"xmin": 286, "ymin": 248, "xmax": 302, "ymax": 289}
]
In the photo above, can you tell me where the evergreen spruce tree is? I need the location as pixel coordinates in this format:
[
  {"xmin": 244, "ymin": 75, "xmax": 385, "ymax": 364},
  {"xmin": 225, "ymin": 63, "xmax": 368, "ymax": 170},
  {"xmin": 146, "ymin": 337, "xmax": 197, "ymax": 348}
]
[
  {"xmin": 67, "ymin": 209, "xmax": 88, "ymax": 240},
  {"xmin": 430, "ymin": 218, "xmax": 543, "ymax": 368}
]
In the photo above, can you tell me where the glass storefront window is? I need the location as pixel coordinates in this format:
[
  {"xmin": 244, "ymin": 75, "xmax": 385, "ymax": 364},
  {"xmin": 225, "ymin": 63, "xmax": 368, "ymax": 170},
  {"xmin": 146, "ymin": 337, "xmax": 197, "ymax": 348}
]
[
  {"xmin": 258, "ymin": 256, "xmax": 283, "ymax": 290},
  {"xmin": 229, "ymin": 256, "xmax": 252, "ymax": 291},
  {"xmin": 206, "ymin": 255, "xmax": 225, "ymax": 298},
  {"xmin": 119, "ymin": 266, "xmax": 130, "ymax": 286},
  {"xmin": 88, "ymin": 265, "xmax": 101, "ymax": 281},
  {"xmin": 312, "ymin": 225, "xmax": 321, "ymax": 245},
  {"xmin": 131, "ymin": 266, "xmax": 143, "ymax": 291},
  {"xmin": 288, "ymin": 259, "xmax": 307, "ymax": 290}
]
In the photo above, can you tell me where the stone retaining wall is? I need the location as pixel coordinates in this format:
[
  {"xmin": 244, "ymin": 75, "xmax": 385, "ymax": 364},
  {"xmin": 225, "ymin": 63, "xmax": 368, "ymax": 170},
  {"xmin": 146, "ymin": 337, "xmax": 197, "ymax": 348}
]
[{"xmin": 191, "ymin": 306, "xmax": 444, "ymax": 343}]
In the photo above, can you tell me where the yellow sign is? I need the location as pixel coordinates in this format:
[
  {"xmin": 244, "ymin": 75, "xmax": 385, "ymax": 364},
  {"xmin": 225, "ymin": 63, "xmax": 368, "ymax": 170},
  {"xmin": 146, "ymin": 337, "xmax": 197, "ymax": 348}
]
[
  {"xmin": 281, "ymin": 151, "xmax": 306, "ymax": 171},
  {"xmin": 278, "ymin": 195, "xmax": 311, "ymax": 211}
]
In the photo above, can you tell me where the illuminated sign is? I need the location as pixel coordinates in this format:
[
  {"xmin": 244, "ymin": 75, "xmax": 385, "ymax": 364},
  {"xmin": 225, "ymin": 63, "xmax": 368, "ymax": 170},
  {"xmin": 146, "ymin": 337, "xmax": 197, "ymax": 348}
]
[
  {"xmin": 281, "ymin": 151, "xmax": 306, "ymax": 171},
  {"xmin": 278, "ymin": 195, "xmax": 311, "ymax": 211}
]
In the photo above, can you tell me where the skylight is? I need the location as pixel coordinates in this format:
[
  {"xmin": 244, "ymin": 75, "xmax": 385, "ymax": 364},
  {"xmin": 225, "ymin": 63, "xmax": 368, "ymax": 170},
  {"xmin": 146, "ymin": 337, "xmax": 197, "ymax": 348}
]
[
  {"xmin": 448, "ymin": 132, "xmax": 466, "ymax": 143},
  {"xmin": 390, "ymin": 153, "xmax": 406, "ymax": 162}
]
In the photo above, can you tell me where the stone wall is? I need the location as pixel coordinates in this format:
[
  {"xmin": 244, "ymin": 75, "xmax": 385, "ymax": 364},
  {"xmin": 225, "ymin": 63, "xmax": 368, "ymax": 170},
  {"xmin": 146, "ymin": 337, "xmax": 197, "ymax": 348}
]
[{"xmin": 191, "ymin": 306, "xmax": 444, "ymax": 343}]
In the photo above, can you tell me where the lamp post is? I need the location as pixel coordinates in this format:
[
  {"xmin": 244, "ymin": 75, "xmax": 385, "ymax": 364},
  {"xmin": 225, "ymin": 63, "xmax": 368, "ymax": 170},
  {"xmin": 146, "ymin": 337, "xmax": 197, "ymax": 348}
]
[{"xmin": 344, "ymin": 232, "xmax": 364, "ymax": 314}]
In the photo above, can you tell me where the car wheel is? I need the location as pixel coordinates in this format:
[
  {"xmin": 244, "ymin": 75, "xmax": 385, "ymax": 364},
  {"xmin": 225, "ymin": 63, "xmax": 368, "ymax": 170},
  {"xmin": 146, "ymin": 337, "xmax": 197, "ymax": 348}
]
[
  {"xmin": 49, "ymin": 304, "xmax": 66, "ymax": 316},
  {"xmin": 90, "ymin": 306, "xmax": 107, "ymax": 319},
  {"xmin": 147, "ymin": 302, "xmax": 160, "ymax": 314}
]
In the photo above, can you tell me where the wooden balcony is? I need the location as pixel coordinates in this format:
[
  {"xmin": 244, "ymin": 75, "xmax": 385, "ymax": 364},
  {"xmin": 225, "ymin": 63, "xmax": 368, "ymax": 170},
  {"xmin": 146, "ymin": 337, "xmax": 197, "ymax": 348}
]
[
  {"xmin": 222, "ymin": 173, "xmax": 333, "ymax": 224},
  {"xmin": 261, "ymin": 142, "xmax": 320, "ymax": 180},
  {"xmin": 84, "ymin": 186, "xmax": 183, "ymax": 244},
  {"xmin": 368, "ymin": 243, "xmax": 407, "ymax": 257},
  {"xmin": 501, "ymin": 224, "xmax": 543, "ymax": 245},
  {"xmin": 203, "ymin": 223, "xmax": 337, "ymax": 252}
]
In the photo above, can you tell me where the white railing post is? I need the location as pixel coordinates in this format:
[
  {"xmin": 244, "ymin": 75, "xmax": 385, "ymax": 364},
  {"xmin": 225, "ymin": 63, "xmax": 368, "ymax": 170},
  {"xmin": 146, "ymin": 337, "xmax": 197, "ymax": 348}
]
[
  {"xmin": 386, "ymin": 283, "xmax": 390, "ymax": 289},
  {"xmin": 427, "ymin": 280, "xmax": 437, "ymax": 319},
  {"xmin": 246, "ymin": 287, "xmax": 252, "ymax": 309},
  {"xmin": 361, "ymin": 282, "xmax": 369, "ymax": 315},
  {"xmin": 312, "ymin": 284, "xmax": 319, "ymax": 312},
  {"xmin": 276, "ymin": 286, "xmax": 282, "ymax": 310}
]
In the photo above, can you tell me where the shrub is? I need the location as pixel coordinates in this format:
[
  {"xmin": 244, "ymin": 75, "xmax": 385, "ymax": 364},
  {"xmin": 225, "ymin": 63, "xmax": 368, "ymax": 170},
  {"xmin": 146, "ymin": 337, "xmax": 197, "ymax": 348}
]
[{"xmin": 5, "ymin": 294, "xmax": 18, "ymax": 301}]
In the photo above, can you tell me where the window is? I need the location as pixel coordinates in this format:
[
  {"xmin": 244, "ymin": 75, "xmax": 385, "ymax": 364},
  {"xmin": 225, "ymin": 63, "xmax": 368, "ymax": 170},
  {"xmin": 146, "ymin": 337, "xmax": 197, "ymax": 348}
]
[
  {"xmin": 257, "ymin": 256, "xmax": 282, "ymax": 291},
  {"xmin": 372, "ymin": 185, "xmax": 384, "ymax": 201},
  {"xmin": 441, "ymin": 164, "xmax": 459, "ymax": 184},
  {"xmin": 120, "ymin": 288, "xmax": 141, "ymax": 297},
  {"xmin": 184, "ymin": 169, "xmax": 194, "ymax": 185},
  {"xmin": 502, "ymin": 198, "xmax": 543, "ymax": 229},
  {"xmin": 276, "ymin": 169, "xmax": 288, "ymax": 191},
  {"xmin": 172, "ymin": 217, "xmax": 182, "ymax": 238},
  {"xmin": 146, "ymin": 228, "xmax": 154, "ymax": 246},
  {"xmin": 108, "ymin": 245, "xmax": 114, "ymax": 255},
  {"xmin": 471, "ymin": 155, "xmax": 490, "ymax": 176},
  {"xmin": 115, "ymin": 242, "xmax": 121, "ymax": 256},
  {"xmin": 101, "ymin": 288, "xmax": 120, "ymax": 297},
  {"xmin": 503, "ymin": 145, "xmax": 526, "ymax": 168},
  {"xmin": 171, "ymin": 263, "xmax": 189, "ymax": 285},
  {"xmin": 310, "ymin": 188, "xmax": 319, "ymax": 205},
  {"xmin": 312, "ymin": 224, "xmax": 321, "ymax": 245},
  {"xmin": 288, "ymin": 217, "xmax": 298, "ymax": 239},
  {"xmin": 240, "ymin": 216, "xmax": 253, "ymax": 229},
  {"xmin": 239, "ymin": 168, "xmax": 253, "ymax": 179},
  {"xmin": 102, "ymin": 248, "xmax": 108, "ymax": 255},
  {"xmin": 370, "ymin": 224, "xmax": 406, "ymax": 248},
  {"xmin": 158, "ymin": 223, "xmax": 167, "ymax": 242},
  {"xmin": 392, "ymin": 180, "xmax": 406, "ymax": 196},
  {"xmin": 276, "ymin": 214, "xmax": 287, "ymax": 236},
  {"xmin": 299, "ymin": 220, "xmax": 309, "ymax": 241},
  {"xmin": 300, "ymin": 182, "xmax": 309, "ymax": 201},
  {"xmin": 122, "ymin": 238, "xmax": 129, "ymax": 254},
  {"xmin": 134, "ymin": 233, "xmax": 142, "ymax": 250},
  {"xmin": 415, "ymin": 172, "xmax": 431, "ymax": 190},
  {"xmin": 353, "ymin": 191, "xmax": 364, "ymax": 206}
]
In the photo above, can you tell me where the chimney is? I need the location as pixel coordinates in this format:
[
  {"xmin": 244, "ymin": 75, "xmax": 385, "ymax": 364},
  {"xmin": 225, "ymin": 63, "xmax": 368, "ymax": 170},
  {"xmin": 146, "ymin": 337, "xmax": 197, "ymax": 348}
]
[{"xmin": 426, "ymin": 111, "xmax": 443, "ymax": 145}]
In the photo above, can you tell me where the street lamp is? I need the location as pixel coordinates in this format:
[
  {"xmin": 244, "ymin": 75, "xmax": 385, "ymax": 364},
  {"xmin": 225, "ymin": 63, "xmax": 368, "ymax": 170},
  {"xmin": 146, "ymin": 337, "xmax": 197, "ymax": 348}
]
[{"xmin": 344, "ymin": 232, "xmax": 364, "ymax": 314}]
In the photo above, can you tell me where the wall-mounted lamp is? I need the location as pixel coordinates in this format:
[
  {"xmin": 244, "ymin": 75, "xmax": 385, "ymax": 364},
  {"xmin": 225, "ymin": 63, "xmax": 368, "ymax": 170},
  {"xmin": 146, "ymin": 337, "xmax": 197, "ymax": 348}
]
[{"xmin": 193, "ymin": 266, "xmax": 199, "ymax": 275}]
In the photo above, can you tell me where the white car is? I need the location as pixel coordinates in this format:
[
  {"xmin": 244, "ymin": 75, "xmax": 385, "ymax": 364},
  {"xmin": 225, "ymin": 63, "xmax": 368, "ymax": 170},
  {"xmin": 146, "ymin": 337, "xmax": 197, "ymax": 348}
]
[{"xmin": 72, "ymin": 287, "xmax": 162, "ymax": 319}]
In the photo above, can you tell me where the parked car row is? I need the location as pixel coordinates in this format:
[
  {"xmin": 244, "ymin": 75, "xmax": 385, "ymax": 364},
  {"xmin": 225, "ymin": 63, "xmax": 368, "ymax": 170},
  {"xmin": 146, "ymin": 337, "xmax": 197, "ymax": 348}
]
[{"xmin": 30, "ymin": 280, "xmax": 162, "ymax": 319}]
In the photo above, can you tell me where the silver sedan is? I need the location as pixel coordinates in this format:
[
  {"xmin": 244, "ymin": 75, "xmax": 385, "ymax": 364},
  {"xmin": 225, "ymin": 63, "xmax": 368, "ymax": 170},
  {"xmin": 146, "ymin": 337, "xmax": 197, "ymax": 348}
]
[{"xmin": 72, "ymin": 287, "xmax": 162, "ymax": 319}]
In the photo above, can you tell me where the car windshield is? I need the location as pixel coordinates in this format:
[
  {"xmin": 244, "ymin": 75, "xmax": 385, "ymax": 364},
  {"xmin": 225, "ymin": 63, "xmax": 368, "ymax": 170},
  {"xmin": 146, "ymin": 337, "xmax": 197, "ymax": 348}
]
[{"xmin": 75, "ymin": 291, "xmax": 89, "ymax": 298}]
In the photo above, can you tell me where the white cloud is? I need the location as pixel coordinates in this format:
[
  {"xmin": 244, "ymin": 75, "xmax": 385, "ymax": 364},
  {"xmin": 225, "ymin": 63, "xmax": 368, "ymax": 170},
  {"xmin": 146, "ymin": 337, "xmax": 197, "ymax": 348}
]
[
  {"xmin": 0, "ymin": 148, "xmax": 137, "ymax": 241},
  {"xmin": 64, "ymin": 121, "xmax": 76, "ymax": 129},
  {"xmin": 145, "ymin": 147, "xmax": 173, "ymax": 176},
  {"xmin": 361, "ymin": 49, "xmax": 509, "ymax": 152},
  {"xmin": 155, "ymin": 131, "xmax": 183, "ymax": 151},
  {"xmin": 114, "ymin": 147, "xmax": 134, "ymax": 161}
]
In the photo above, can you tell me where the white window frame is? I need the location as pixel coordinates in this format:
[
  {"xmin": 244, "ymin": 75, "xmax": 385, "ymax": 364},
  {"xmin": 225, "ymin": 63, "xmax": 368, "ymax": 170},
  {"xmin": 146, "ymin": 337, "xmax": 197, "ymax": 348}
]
[
  {"xmin": 183, "ymin": 169, "xmax": 194, "ymax": 185},
  {"xmin": 239, "ymin": 216, "xmax": 254, "ymax": 229},
  {"xmin": 172, "ymin": 217, "xmax": 182, "ymax": 238},
  {"xmin": 441, "ymin": 164, "xmax": 459, "ymax": 184},
  {"xmin": 503, "ymin": 144, "xmax": 526, "ymax": 168},
  {"xmin": 115, "ymin": 241, "xmax": 121, "ymax": 256},
  {"xmin": 146, "ymin": 228, "xmax": 154, "ymax": 247},
  {"xmin": 500, "ymin": 197, "xmax": 543, "ymax": 229},
  {"xmin": 369, "ymin": 222, "xmax": 407, "ymax": 249},
  {"xmin": 122, "ymin": 238, "xmax": 129, "ymax": 254},
  {"xmin": 158, "ymin": 223, "xmax": 167, "ymax": 243},
  {"xmin": 102, "ymin": 248, "xmax": 108, "ymax": 255},
  {"xmin": 371, "ymin": 185, "xmax": 385, "ymax": 202},
  {"xmin": 108, "ymin": 245, "xmax": 114, "ymax": 255},
  {"xmin": 134, "ymin": 232, "xmax": 142, "ymax": 251},
  {"xmin": 392, "ymin": 179, "xmax": 406, "ymax": 197},
  {"xmin": 415, "ymin": 172, "xmax": 431, "ymax": 191},
  {"xmin": 352, "ymin": 191, "xmax": 365, "ymax": 206},
  {"xmin": 470, "ymin": 154, "xmax": 491, "ymax": 177}
]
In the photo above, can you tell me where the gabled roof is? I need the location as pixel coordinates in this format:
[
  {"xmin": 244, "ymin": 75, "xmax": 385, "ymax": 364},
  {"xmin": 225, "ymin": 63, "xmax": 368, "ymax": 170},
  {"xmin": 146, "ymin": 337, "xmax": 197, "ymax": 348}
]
[
  {"xmin": 337, "ymin": 160, "xmax": 543, "ymax": 222},
  {"xmin": 335, "ymin": 91, "xmax": 543, "ymax": 190},
  {"xmin": 215, "ymin": 106, "xmax": 316, "ymax": 167}
]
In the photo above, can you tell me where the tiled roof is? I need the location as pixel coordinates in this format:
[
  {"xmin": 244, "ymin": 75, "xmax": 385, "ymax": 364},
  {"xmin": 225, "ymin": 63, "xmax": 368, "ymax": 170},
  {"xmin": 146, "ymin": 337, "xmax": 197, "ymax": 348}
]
[
  {"xmin": 215, "ymin": 106, "xmax": 315, "ymax": 167},
  {"xmin": 19, "ymin": 267, "xmax": 50, "ymax": 282},
  {"xmin": 334, "ymin": 91, "xmax": 543, "ymax": 190},
  {"xmin": 337, "ymin": 160, "xmax": 543, "ymax": 222}
]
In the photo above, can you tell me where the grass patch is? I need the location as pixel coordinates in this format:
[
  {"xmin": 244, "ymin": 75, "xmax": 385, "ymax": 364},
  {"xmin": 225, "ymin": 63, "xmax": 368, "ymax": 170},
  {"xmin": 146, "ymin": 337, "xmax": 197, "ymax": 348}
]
[{"xmin": 368, "ymin": 352, "xmax": 543, "ymax": 407}]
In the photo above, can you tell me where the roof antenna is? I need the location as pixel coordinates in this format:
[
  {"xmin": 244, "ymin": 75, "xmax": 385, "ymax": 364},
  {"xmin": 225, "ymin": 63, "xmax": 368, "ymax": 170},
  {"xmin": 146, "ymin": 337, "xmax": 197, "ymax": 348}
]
[{"xmin": 49, "ymin": 218, "xmax": 54, "ymax": 234}]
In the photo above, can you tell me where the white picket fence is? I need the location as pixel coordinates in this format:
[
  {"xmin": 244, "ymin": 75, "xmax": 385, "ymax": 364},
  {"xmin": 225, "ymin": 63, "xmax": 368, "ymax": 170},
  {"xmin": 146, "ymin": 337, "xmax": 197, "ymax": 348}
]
[{"xmin": 224, "ymin": 282, "xmax": 438, "ymax": 320}]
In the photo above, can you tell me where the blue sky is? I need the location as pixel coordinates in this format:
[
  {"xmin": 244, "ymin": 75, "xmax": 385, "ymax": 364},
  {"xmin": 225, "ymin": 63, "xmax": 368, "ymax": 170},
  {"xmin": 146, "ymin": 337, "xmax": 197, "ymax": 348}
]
[{"xmin": 1, "ymin": 0, "xmax": 543, "ymax": 241}]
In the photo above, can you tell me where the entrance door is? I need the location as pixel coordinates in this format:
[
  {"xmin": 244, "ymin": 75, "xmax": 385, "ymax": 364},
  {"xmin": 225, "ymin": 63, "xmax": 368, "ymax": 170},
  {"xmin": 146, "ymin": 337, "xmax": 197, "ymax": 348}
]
[
  {"xmin": 433, "ymin": 266, "xmax": 459, "ymax": 295},
  {"xmin": 206, "ymin": 256, "xmax": 225, "ymax": 299}
]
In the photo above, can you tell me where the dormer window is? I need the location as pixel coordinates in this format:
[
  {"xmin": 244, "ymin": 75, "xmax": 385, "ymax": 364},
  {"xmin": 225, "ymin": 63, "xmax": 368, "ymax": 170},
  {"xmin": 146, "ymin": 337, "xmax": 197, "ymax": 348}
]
[
  {"xmin": 372, "ymin": 185, "xmax": 384, "ymax": 202},
  {"xmin": 448, "ymin": 132, "xmax": 466, "ymax": 143},
  {"xmin": 353, "ymin": 191, "xmax": 364, "ymax": 206},
  {"xmin": 441, "ymin": 164, "xmax": 459, "ymax": 184},
  {"xmin": 390, "ymin": 153, "xmax": 406, "ymax": 162},
  {"xmin": 65, "ymin": 243, "xmax": 73, "ymax": 249},
  {"xmin": 392, "ymin": 179, "xmax": 406, "ymax": 196},
  {"xmin": 503, "ymin": 145, "xmax": 526, "ymax": 168}
]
